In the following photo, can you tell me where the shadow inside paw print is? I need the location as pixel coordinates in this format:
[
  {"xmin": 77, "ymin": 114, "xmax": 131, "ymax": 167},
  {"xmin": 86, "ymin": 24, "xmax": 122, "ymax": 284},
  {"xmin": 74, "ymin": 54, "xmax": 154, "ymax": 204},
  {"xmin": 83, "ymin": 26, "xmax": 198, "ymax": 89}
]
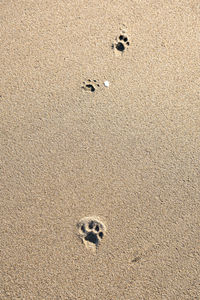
[
  {"xmin": 77, "ymin": 217, "xmax": 106, "ymax": 252},
  {"xmin": 82, "ymin": 79, "xmax": 100, "ymax": 92},
  {"xmin": 112, "ymin": 32, "xmax": 130, "ymax": 53}
]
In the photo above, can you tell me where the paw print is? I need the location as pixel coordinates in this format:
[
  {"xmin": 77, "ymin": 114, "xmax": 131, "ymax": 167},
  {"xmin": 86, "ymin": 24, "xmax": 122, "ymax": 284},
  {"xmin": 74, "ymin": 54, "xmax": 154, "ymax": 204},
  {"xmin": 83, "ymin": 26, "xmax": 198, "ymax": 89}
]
[
  {"xmin": 77, "ymin": 217, "xmax": 106, "ymax": 252},
  {"xmin": 81, "ymin": 79, "xmax": 100, "ymax": 92},
  {"xmin": 112, "ymin": 28, "xmax": 130, "ymax": 54}
]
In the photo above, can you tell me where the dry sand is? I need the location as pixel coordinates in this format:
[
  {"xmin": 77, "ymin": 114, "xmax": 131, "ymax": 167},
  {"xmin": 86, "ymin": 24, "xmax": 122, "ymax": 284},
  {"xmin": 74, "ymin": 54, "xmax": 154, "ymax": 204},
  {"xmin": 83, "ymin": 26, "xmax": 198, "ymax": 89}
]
[{"xmin": 0, "ymin": 0, "xmax": 200, "ymax": 299}]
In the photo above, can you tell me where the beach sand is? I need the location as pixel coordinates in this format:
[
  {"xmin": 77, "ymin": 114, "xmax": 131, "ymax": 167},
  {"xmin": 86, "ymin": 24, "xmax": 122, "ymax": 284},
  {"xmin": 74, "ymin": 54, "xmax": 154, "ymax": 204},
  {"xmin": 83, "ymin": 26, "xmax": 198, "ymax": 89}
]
[{"xmin": 0, "ymin": 1, "xmax": 199, "ymax": 299}]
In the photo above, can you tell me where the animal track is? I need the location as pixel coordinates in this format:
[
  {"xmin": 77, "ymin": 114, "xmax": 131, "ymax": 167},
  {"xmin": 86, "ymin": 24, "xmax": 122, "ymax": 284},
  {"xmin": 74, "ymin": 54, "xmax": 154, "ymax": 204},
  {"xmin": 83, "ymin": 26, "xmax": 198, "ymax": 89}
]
[
  {"xmin": 81, "ymin": 79, "xmax": 100, "ymax": 92},
  {"xmin": 112, "ymin": 28, "xmax": 130, "ymax": 54},
  {"xmin": 77, "ymin": 217, "xmax": 106, "ymax": 252}
]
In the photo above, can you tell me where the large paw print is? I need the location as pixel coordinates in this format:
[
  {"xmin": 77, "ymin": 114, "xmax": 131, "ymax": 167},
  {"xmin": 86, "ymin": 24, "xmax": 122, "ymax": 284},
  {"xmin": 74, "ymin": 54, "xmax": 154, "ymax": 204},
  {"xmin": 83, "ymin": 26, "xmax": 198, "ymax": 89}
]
[
  {"xmin": 77, "ymin": 217, "xmax": 106, "ymax": 252},
  {"xmin": 112, "ymin": 28, "xmax": 130, "ymax": 54},
  {"xmin": 81, "ymin": 79, "xmax": 100, "ymax": 93}
]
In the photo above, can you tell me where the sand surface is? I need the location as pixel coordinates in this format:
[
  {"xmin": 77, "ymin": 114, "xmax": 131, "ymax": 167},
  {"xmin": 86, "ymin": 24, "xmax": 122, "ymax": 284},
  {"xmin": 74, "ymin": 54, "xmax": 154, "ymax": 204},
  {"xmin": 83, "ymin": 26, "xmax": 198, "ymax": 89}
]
[{"xmin": 0, "ymin": 1, "xmax": 200, "ymax": 299}]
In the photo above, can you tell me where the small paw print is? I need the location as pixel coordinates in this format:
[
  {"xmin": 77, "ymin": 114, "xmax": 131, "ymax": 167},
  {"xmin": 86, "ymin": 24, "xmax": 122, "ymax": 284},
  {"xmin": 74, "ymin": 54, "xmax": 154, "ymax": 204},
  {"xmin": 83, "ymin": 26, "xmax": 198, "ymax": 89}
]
[
  {"xmin": 81, "ymin": 79, "xmax": 100, "ymax": 92},
  {"xmin": 112, "ymin": 28, "xmax": 130, "ymax": 54},
  {"xmin": 77, "ymin": 217, "xmax": 106, "ymax": 252}
]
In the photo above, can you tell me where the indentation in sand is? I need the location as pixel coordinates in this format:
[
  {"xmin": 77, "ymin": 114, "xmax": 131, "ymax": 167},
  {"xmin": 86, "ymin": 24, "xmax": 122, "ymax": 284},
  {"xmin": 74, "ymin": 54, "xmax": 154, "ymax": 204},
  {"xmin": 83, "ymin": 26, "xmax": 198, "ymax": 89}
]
[
  {"xmin": 112, "ymin": 25, "xmax": 130, "ymax": 55},
  {"xmin": 81, "ymin": 79, "xmax": 100, "ymax": 92},
  {"xmin": 77, "ymin": 216, "xmax": 106, "ymax": 253}
]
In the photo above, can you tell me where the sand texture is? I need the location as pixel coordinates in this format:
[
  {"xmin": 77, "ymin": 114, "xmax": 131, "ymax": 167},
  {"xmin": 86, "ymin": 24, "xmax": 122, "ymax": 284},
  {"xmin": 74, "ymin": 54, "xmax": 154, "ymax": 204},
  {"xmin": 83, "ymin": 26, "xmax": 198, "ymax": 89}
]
[{"xmin": 0, "ymin": 0, "xmax": 200, "ymax": 299}]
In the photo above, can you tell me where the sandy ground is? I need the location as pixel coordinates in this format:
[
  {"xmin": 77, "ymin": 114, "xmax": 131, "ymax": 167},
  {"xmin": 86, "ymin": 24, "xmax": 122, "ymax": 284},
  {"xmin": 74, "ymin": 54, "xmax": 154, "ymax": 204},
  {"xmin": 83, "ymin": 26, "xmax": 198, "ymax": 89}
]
[{"xmin": 0, "ymin": 1, "xmax": 200, "ymax": 299}]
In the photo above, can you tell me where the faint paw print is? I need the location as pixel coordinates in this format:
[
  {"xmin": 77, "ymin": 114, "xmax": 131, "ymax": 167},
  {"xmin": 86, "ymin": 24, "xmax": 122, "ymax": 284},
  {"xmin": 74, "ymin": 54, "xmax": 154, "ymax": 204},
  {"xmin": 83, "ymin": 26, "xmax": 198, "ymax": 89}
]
[
  {"xmin": 77, "ymin": 217, "xmax": 106, "ymax": 252},
  {"xmin": 112, "ymin": 26, "xmax": 130, "ymax": 54},
  {"xmin": 81, "ymin": 79, "xmax": 100, "ymax": 92}
]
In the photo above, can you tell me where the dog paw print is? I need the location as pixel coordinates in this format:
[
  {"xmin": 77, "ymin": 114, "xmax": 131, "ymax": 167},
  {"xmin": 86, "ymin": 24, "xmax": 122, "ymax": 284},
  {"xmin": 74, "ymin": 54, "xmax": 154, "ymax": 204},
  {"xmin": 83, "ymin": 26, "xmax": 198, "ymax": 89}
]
[
  {"xmin": 81, "ymin": 79, "xmax": 100, "ymax": 92},
  {"xmin": 77, "ymin": 217, "xmax": 106, "ymax": 252},
  {"xmin": 112, "ymin": 28, "xmax": 130, "ymax": 54}
]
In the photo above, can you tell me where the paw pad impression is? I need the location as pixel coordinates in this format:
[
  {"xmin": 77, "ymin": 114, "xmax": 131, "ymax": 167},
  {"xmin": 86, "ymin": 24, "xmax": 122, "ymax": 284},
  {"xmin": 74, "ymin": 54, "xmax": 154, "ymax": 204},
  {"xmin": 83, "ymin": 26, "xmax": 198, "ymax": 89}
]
[
  {"xmin": 81, "ymin": 79, "xmax": 100, "ymax": 92},
  {"xmin": 112, "ymin": 29, "xmax": 130, "ymax": 54},
  {"xmin": 77, "ymin": 217, "xmax": 106, "ymax": 252}
]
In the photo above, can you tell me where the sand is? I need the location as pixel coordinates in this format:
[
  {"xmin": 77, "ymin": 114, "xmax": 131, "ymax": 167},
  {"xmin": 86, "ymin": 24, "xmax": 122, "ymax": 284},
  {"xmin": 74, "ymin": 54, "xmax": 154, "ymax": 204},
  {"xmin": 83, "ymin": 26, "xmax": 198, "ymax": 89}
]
[{"xmin": 0, "ymin": 0, "xmax": 200, "ymax": 299}]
